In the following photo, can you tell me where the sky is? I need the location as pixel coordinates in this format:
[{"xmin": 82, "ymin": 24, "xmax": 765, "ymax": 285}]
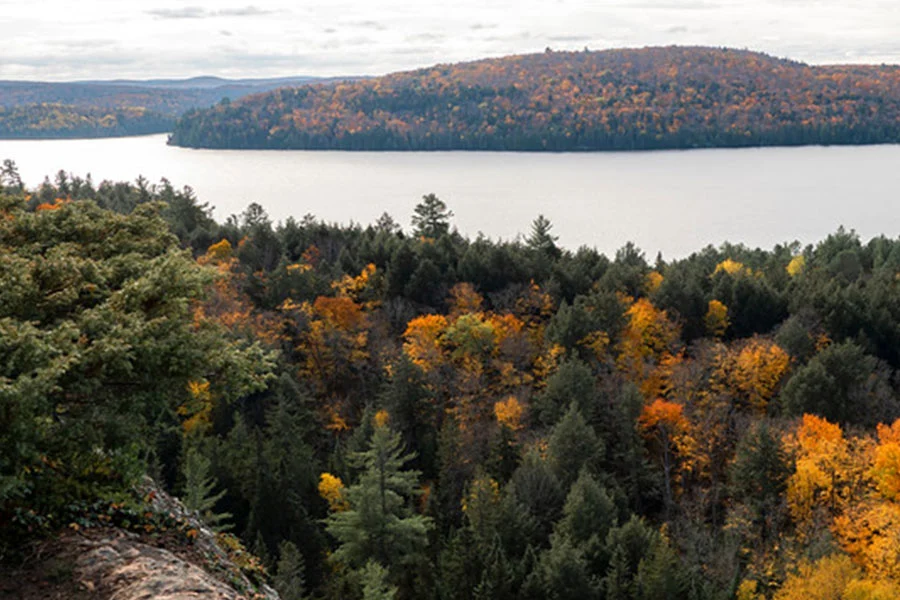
[{"xmin": 3, "ymin": 0, "xmax": 900, "ymax": 81}]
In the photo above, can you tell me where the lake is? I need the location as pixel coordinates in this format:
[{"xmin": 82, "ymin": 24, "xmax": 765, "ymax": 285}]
[{"xmin": 0, "ymin": 133, "xmax": 897, "ymax": 258}]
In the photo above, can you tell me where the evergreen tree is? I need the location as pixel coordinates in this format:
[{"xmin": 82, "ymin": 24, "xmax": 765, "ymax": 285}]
[
  {"xmin": 182, "ymin": 446, "xmax": 233, "ymax": 531},
  {"xmin": 275, "ymin": 541, "xmax": 308, "ymax": 600},
  {"xmin": 325, "ymin": 419, "xmax": 433, "ymax": 585},
  {"xmin": 411, "ymin": 193, "xmax": 453, "ymax": 238},
  {"xmin": 536, "ymin": 358, "xmax": 597, "ymax": 426},
  {"xmin": 381, "ymin": 355, "xmax": 436, "ymax": 476},
  {"xmin": 548, "ymin": 404, "xmax": 604, "ymax": 489},
  {"xmin": 361, "ymin": 560, "xmax": 398, "ymax": 600},
  {"xmin": 634, "ymin": 534, "xmax": 687, "ymax": 600},
  {"xmin": 556, "ymin": 470, "xmax": 617, "ymax": 569},
  {"xmin": 526, "ymin": 214, "xmax": 561, "ymax": 258}
]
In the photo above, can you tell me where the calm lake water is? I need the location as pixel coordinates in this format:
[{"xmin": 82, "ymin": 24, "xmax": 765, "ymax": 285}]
[{"xmin": 1, "ymin": 133, "xmax": 898, "ymax": 258}]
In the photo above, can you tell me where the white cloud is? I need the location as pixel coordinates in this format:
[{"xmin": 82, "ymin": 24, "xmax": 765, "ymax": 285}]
[{"xmin": 1, "ymin": 0, "xmax": 899, "ymax": 80}]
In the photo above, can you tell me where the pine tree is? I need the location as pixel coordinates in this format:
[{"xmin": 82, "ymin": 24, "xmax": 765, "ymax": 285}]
[
  {"xmin": 325, "ymin": 419, "xmax": 433, "ymax": 578},
  {"xmin": 526, "ymin": 214, "xmax": 560, "ymax": 258},
  {"xmin": 411, "ymin": 193, "xmax": 453, "ymax": 238},
  {"xmin": 360, "ymin": 560, "xmax": 398, "ymax": 600}
]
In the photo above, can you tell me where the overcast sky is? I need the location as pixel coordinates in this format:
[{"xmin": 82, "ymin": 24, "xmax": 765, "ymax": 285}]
[{"xmin": 3, "ymin": 0, "xmax": 900, "ymax": 81}]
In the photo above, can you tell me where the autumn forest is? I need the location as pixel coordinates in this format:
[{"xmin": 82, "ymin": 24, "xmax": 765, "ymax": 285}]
[
  {"xmin": 3, "ymin": 162, "xmax": 900, "ymax": 599},
  {"xmin": 171, "ymin": 47, "xmax": 900, "ymax": 151}
]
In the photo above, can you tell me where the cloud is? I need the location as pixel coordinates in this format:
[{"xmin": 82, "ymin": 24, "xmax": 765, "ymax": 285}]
[
  {"xmin": 49, "ymin": 38, "xmax": 119, "ymax": 49},
  {"xmin": 406, "ymin": 32, "xmax": 446, "ymax": 43},
  {"xmin": 616, "ymin": 0, "xmax": 721, "ymax": 9},
  {"xmin": 146, "ymin": 7, "xmax": 206, "ymax": 19},
  {"xmin": 146, "ymin": 5, "xmax": 276, "ymax": 20},
  {"xmin": 218, "ymin": 6, "xmax": 274, "ymax": 16},
  {"xmin": 346, "ymin": 20, "xmax": 388, "ymax": 31},
  {"xmin": 547, "ymin": 34, "xmax": 593, "ymax": 43}
]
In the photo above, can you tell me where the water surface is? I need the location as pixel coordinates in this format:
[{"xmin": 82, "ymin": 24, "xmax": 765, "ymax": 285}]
[{"xmin": 1, "ymin": 134, "xmax": 897, "ymax": 258}]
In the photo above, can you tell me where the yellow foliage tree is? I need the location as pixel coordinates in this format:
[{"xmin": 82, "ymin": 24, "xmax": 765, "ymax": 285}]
[
  {"xmin": 774, "ymin": 554, "xmax": 862, "ymax": 600},
  {"xmin": 638, "ymin": 399, "xmax": 695, "ymax": 513},
  {"xmin": 199, "ymin": 238, "xmax": 234, "ymax": 265},
  {"xmin": 616, "ymin": 297, "xmax": 681, "ymax": 398},
  {"xmin": 494, "ymin": 396, "xmax": 525, "ymax": 431},
  {"xmin": 705, "ymin": 299, "xmax": 730, "ymax": 338},
  {"xmin": 711, "ymin": 337, "xmax": 790, "ymax": 413},
  {"xmin": 645, "ymin": 270, "xmax": 664, "ymax": 294},
  {"xmin": 871, "ymin": 420, "xmax": 900, "ymax": 501},
  {"xmin": 448, "ymin": 282, "xmax": 484, "ymax": 316},
  {"xmin": 403, "ymin": 314, "xmax": 449, "ymax": 372},
  {"xmin": 332, "ymin": 263, "xmax": 378, "ymax": 307},
  {"xmin": 715, "ymin": 258, "xmax": 748, "ymax": 276},
  {"xmin": 318, "ymin": 472, "xmax": 349, "ymax": 512},
  {"xmin": 786, "ymin": 255, "xmax": 806, "ymax": 278},
  {"xmin": 785, "ymin": 415, "xmax": 853, "ymax": 528}
]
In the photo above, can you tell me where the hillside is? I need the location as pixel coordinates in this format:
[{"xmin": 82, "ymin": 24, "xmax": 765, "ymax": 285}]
[
  {"xmin": 0, "ymin": 103, "xmax": 173, "ymax": 138},
  {"xmin": 169, "ymin": 46, "xmax": 900, "ymax": 151},
  {"xmin": 9, "ymin": 167, "xmax": 900, "ymax": 598},
  {"xmin": 0, "ymin": 76, "xmax": 351, "ymax": 139}
]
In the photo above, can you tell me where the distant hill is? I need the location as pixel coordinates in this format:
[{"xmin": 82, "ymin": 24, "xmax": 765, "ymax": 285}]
[
  {"xmin": 0, "ymin": 75, "xmax": 356, "ymax": 139},
  {"xmin": 168, "ymin": 46, "xmax": 900, "ymax": 151},
  {"xmin": 73, "ymin": 75, "xmax": 330, "ymax": 90},
  {"xmin": 0, "ymin": 103, "xmax": 173, "ymax": 139}
]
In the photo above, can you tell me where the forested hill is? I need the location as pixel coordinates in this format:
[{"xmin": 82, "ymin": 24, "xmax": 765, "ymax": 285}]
[
  {"xmin": 0, "ymin": 103, "xmax": 174, "ymax": 138},
  {"xmin": 169, "ymin": 46, "xmax": 900, "ymax": 151},
  {"xmin": 0, "ymin": 76, "xmax": 343, "ymax": 139}
]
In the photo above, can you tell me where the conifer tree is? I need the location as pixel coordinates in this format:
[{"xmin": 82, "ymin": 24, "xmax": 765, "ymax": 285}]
[
  {"xmin": 182, "ymin": 446, "xmax": 233, "ymax": 531},
  {"xmin": 275, "ymin": 541, "xmax": 308, "ymax": 600},
  {"xmin": 411, "ymin": 193, "xmax": 453, "ymax": 238},
  {"xmin": 325, "ymin": 416, "xmax": 433, "ymax": 585}
]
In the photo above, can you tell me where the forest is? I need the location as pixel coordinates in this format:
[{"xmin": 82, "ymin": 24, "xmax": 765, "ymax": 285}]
[
  {"xmin": 5, "ymin": 162, "xmax": 900, "ymax": 599},
  {"xmin": 0, "ymin": 77, "xmax": 333, "ymax": 139},
  {"xmin": 0, "ymin": 103, "xmax": 173, "ymax": 138},
  {"xmin": 170, "ymin": 46, "xmax": 900, "ymax": 151}
]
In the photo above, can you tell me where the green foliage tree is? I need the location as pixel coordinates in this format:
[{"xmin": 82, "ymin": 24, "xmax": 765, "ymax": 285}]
[
  {"xmin": 361, "ymin": 560, "xmax": 399, "ymax": 600},
  {"xmin": 182, "ymin": 446, "xmax": 232, "ymax": 531},
  {"xmin": 0, "ymin": 196, "xmax": 274, "ymax": 532},
  {"xmin": 325, "ymin": 419, "xmax": 433, "ymax": 590},
  {"xmin": 527, "ymin": 214, "xmax": 561, "ymax": 258},
  {"xmin": 275, "ymin": 540, "xmax": 309, "ymax": 600},
  {"xmin": 781, "ymin": 341, "xmax": 897, "ymax": 426},
  {"xmin": 411, "ymin": 194, "xmax": 453, "ymax": 238},
  {"xmin": 556, "ymin": 470, "xmax": 616, "ymax": 549},
  {"xmin": 536, "ymin": 358, "xmax": 596, "ymax": 425},
  {"xmin": 634, "ymin": 534, "xmax": 687, "ymax": 600},
  {"xmin": 548, "ymin": 404, "xmax": 603, "ymax": 489},
  {"xmin": 729, "ymin": 422, "xmax": 789, "ymax": 542}
]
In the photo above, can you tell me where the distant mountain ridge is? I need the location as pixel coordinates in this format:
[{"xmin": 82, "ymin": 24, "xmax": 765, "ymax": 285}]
[
  {"xmin": 0, "ymin": 75, "xmax": 353, "ymax": 116},
  {"xmin": 167, "ymin": 46, "xmax": 900, "ymax": 151},
  {"xmin": 0, "ymin": 75, "xmax": 358, "ymax": 139}
]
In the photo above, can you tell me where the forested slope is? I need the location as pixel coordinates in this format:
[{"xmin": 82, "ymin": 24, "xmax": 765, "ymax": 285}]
[
  {"xmin": 7, "ymin": 165, "xmax": 900, "ymax": 599},
  {"xmin": 0, "ymin": 103, "xmax": 173, "ymax": 138},
  {"xmin": 169, "ymin": 46, "xmax": 900, "ymax": 151},
  {"xmin": 0, "ymin": 76, "xmax": 337, "ymax": 139}
]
